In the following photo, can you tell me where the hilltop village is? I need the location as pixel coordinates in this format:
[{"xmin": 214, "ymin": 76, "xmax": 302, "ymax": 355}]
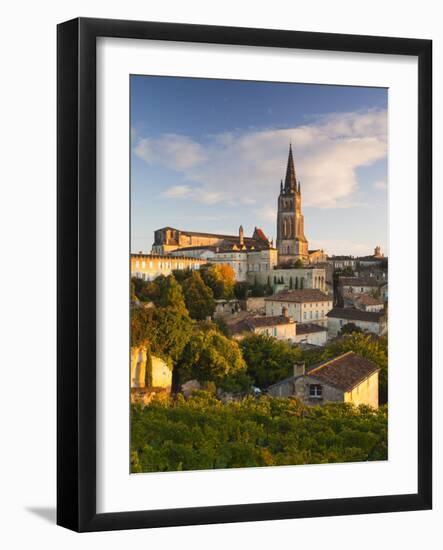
[{"xmin": 131, "ymin": 145, "xmax": 388, "ymax": 411}]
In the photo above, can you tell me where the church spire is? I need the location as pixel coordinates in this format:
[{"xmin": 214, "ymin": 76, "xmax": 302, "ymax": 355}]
[{"xmin": 284, "ymin": 143, "xmax": 297, "ymax": 192}]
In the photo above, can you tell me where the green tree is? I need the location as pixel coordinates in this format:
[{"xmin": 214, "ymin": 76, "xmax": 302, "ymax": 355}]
[
  {"xmin": 178, "ymin": 329, "xmax": 247, "ymax": 386},
  {"xmin": 131, "ymin": 305, "xmax": 193, "ymax": 364},
  {"xmin": 234, "ymin": 281, "xmax": 249, "ymax": 300},
  {"xmin": 240, "ymin": 334, "xmax": 302, "ymax": 388},
  {"xmin": 155, "ymin": 274, "xmax": 187, "ymax": 313},
  {"xmin": 181, "ymin": 271, "xmax": 215, "ymax": 320}
]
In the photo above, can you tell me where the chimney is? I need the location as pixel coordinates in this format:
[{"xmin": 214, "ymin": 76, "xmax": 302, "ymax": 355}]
[
  {"xmin": 293, "ymin": 361, "xmax": 305, "ymax": 378},
  {"xmin": 282, "ymin": 306, "xmax": 289, "ymax": 319}
]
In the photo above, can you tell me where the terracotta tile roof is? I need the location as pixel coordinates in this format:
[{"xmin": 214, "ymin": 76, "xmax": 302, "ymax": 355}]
[
  {"xmin": 265, "ymin": 289, "xmax": 331, "ymax": 303},
  {"xmin": 326, "ymin": 307, "xmax": 384, "ymax": 322},
  {"xmin": 354, "ymin": 294, "xmax": 384, "ymax": 306},
  {"xmin": 230, "ymin": 315, "xmax": 293, "ymax": 334},
  {"xmin": 307, "ymin": 351, "xmax": 380, "ymax": 392},
  {"xmin": 296, "ymin": 323, "xmax": 327, "ymax": 335}
]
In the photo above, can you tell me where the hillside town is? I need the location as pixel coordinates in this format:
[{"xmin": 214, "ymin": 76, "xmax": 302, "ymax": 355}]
[{"xmin": 130, "ymin": 145, "xmax": 388, "ymax": 413}]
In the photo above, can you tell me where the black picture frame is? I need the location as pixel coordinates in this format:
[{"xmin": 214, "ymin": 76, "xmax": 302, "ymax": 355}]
[{"xmin": 57, "ymin": 17, "xmax": 432, "ymax": 532}]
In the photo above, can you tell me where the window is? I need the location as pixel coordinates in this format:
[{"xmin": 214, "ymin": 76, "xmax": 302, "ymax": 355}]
[{"xmin": 309, "ymin": 384, "xmax": 323, "ymax": 398}]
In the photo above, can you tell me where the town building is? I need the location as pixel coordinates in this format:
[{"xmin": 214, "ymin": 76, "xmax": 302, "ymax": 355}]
[
  {"xmin": 339, "ymin": 276, "xmax": 383, "ymax": 295},
  {"xmin": 326, "ymin": 307, "xmax": 387, "ymax": 337},
  {"xmin": 294, "ymin": 323, "xmax": 328, "ymax": 347},
  {"xmin": 354, "ymin": 294, "xmax": 385, "ymax": 312},
  {"xmin": 152, "ymin": 224, "xmax": 272, "ymax": 256},
  {"xmin": 328, "ymin": 255, "xmax": 357, "ymax": 271},
  {"xmin": 252, "ymin": 266, "xmax": 327, "ymax": 293},
  {"xmin": 131, "ymin": 253, "xmax": 206, "ymax": 281},
  {"xmin": 356, "ymin": 246, "xmax": 387, "ymax": 267},
  {"xmin": 266, "ymin": 351, "xmax": 380, "ymax": 408},
  {"xmin": 166, "ymin": 226, "xmax": 278, "ymax": 282},
  {"xmin": 229, "ymin": 313, "xmax": 296, "ymax": 341},
  {"xmin": 265, "ymin": 289, "xmax": 333, "ymax": 326}
]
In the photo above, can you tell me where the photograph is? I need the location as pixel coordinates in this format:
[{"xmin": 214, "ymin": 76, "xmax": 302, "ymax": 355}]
[{"xmin": 129, "ymin": 76, "xmax": 389, "ymax": 473}]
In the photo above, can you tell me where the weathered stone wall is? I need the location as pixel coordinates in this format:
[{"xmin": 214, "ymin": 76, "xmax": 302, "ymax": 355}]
[{"xmin": 294, "ymin": 375, "xmax": 344, "ymax": 405}]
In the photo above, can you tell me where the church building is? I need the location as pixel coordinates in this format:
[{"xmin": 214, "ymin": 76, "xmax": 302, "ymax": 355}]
[{"xmin": 276, "ymin": 144, "xmax": 310, "ymax": 265}]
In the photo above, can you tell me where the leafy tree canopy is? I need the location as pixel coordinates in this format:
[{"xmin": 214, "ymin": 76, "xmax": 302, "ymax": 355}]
[
  {"xmin": 181, "ymin": 271, "xmax": 215, "ymax": 320},
  {"xmin": 178, "ymin": 328, "xmax": 247, "ymax": 386},
  {"xmin": 240, "ymin": 334, "xmax": 302, "ymax": 388},
  {"xmin": 131, "ymin": 305, "xmax": 193, "ymax": 364}
]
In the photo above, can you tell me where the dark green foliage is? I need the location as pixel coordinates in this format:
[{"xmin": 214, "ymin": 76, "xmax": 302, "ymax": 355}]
[
  {"xmin": 177, "ymin": 328, "xmax": 247, "ymax": 386},
  {"xmin": 181, "ymin": 271, "xmax": 215, "ymax": 320},
  {"xmin": 234, "ymin": 281, "xmax": 249, "ymax": 299},
  {"xmin": 339, "ymin": 322, "xmax": 363, "ymax": 335},
  {"xmin": 132, "ymin": 275, "xmax": 187, "ymax": 313},
  {"xmin": 131, "ymin": 305, "xmax": 193, "ymax": 363},
  {"xmin": 131, "ymin": 395, "xmax": 388, "ymax": 472},
  {"xmin": 240, "ymin": 334, "xmax": 302, "ymax": 388}
]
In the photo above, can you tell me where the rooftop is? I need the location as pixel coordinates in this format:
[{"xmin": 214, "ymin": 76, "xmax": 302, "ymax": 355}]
[
  {"xmin": 306, "ymin": 351, "xmax": 380, "ymax": 392},
  {"xmin": 339, "ymin": 277, "xmax": 381, "ymax": 287},
  {"xmin": 229, "ymin": 315, "xmax": 293, "ymax": 334},
  {"xmin": 265, "ymin": 289, "xmax": 331, "ymax": 303},
  {"xmin": 326, "ymin": 307, "xmax": 385, "ymax": 322},
  {"xmin": 296, "ymin": 323, "xmax": 327, "ymax": 335},
  {"xmin": 354, "ymin": 294, "xmax": 384, "ymax": 306}
]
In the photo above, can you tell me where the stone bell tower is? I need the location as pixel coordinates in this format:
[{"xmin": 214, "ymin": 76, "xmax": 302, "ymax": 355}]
[{"xmin": 276, "ymin": 144, "xmax": 309, "ymax": 265}]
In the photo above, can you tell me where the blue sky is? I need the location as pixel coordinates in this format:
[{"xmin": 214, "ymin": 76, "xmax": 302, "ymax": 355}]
[{"xmin": 131, "ymin": 76, "xmax": 388, "ymax": 256}]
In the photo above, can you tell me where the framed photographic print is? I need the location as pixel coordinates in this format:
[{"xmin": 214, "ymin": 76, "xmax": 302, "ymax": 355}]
[{"xmin": 57, "ymin": 17, "xmax": 432, "ymax": 532}]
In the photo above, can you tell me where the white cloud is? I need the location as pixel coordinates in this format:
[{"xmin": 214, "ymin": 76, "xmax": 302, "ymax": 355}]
[
  {"xmin": 134, "ymin": 110, "xmax": 387, "ymax": 209},
  {"xmin": 134, "ymin": 133, "xmax": 206, "ymax": 170}
]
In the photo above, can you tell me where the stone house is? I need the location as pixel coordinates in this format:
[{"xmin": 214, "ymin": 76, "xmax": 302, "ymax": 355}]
[
  {"xmin": 293, "ymin": 323, "xmax": 327, "ymax": 347},
  {"xmin": 267, "ymin": 352, "xmax": 380, "ymax": 408},
  {"xmin": 265, "ymin": 288, "xmax": 333, "ymax": 327},
  {"xmin": 326, "ymin": 307, "xmax": 387, "ymax": 337},
  {"xmin": 229, "ymin": 313, "xmax": 296, "ymax": 342},
  {"xmin": 354, "ymin": 294, "xmax": 385, "ymax": 312}
]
